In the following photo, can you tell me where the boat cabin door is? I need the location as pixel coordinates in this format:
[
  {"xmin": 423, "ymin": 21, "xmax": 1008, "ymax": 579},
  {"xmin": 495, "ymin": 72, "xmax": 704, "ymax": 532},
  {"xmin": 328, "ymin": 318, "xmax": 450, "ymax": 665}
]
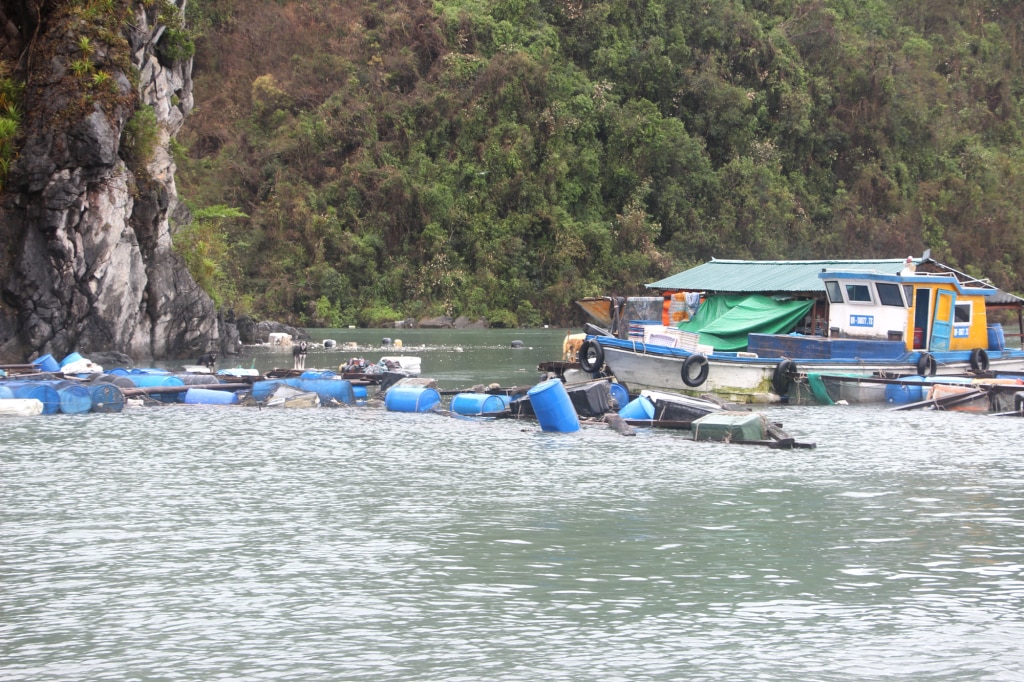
[
  {"xmin": 913, "ymin": 289, "xmax": 930, "ymax": 349},
  {"xmin": 930, "ymin": 289, "xmax": 956, "ymax": 351}
]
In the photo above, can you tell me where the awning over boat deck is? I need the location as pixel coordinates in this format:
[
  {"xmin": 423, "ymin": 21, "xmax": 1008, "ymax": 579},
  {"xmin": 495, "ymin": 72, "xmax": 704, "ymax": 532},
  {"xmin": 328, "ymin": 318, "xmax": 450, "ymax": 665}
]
[{"xmin": 647, "ymin": 259, "xmax": 909, "ymax": 295}]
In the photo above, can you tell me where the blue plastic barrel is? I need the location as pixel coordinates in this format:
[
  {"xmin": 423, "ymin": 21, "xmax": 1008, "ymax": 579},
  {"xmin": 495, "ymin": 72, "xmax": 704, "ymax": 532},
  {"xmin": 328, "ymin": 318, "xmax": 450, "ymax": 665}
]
[
  {"xmin": 451, "ymin": 392, "xmax": 508, "ymax": 416},
  {"xmin": 352, "ymin": 385, "xmax": 369, "ymax": 399},
  {"xmin": 59, "ymin": 352, "xmax": 84, "ymax": 368},
  {"xmin": 885, "ymin": 376, "xmax": 926, "ymax": 405},
  {"xmin": 527, "ymin": 379, "xmax": 580, "ymax": 433},
  {"xmin": 88, "ymin": 383, "xmax": 125, "ymax": 413},
  {"xmin": 988, "ymin": 323, "xmax": 1005, "ymax": 351},
  {"xmin": 283, "ymin": 378, "xmax": 354, "ymax": 405},
  {"xmin": 126, "ymin": 374, "xmax": 184, "ymax": 403},
  {"xmin": 184, "ymin": 387, "xmax": 239, "ymax": 405},
  {"xmin": 131, "ymin": 368, "xmax": 170, "ymax": 375},
  {"xmin": 619, "ymin": 395, "xmax": 655, "ymax": 420},
  {"xmin": 54, "ymin": 383, "xmax": 92, "ymax": 414},
  {"xmin": 300, "ymin": 370, "xmax": 337, "ymax": 379},
  {"xmin": 98, "ymin": 375, "xmax": 135, "ymax": 389},
  {"xmin": 251, "ymin": 380, "xmax": 284, "ymax": 401},
  {"xmin": 0, "ymin": 385, "xmax": 14, "ymax": 399},
  {"xmin": 608, "ymin": 382, "xmax": 629, "ymax": 409},
  {"xmin": 11, "ymin": 383, "xmax": 61, "ymax": 414},
  {"xmin": 385, "ymin": 385, "xmax": 441, "ymax": 413},
  {"xmin": 33, "ymin": 354, "xmax": 61, "ymax": 373},
  {"xmin": 107, "ymin": 367, "xmax": 131, "ymax": 376},
  {"xmin": 127, "ymin": 375, "xmax": 185, "ymax": 388}
]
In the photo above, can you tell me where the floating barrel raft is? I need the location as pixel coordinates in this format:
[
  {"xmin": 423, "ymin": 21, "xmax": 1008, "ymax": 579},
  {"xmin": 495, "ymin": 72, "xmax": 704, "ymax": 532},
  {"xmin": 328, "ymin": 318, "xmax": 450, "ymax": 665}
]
[{"xmin": 1, "ymin": 355, "xmax": 816, "ymax": 447}]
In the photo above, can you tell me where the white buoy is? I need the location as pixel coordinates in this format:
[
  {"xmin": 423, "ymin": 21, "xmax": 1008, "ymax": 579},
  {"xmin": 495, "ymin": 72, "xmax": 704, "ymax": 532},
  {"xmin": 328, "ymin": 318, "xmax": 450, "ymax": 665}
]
[{"xmin": 0, "ymin": 399, "xmax": 44, "ymax": 416}]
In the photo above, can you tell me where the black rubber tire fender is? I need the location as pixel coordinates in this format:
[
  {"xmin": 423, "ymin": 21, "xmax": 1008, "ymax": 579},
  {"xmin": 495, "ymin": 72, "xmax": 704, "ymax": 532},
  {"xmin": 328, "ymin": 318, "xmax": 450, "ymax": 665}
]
[
  {"xmin": 970, "ymin": 348, "xmax": 989, "ymax": 371},
  {"xmin": 771, "ymin": 358, "xmax": 799, "ymax": 395},
  {"xmin": 681, "ymin": 353, "xmax": 710, "ymax": 388},
  {"xmin": 578, "ymin": 339, "xmax": 605, "ymax": 373},
  {"xmin": 917, "ymin": 352, "xmax": 937, "ymax": 376}
]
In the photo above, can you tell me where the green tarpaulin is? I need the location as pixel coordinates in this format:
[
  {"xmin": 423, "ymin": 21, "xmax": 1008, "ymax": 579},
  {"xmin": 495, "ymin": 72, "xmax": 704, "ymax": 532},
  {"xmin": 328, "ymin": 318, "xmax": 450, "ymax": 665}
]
[{"xmin": 677, "ymin": 294, "xmax": 814, "ymax": 351}]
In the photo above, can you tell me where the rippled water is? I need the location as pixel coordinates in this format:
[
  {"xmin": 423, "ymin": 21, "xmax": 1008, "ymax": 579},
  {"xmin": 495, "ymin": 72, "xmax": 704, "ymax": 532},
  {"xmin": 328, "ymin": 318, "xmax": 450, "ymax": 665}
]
[{"xmin": 3, "ymin": 330, "xmax": 1024, "ymax": 680}]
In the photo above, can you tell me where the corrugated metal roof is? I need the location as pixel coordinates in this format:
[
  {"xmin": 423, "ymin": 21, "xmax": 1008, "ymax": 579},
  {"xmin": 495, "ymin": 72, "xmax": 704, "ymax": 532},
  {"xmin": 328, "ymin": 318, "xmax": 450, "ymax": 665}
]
[{"xmin": 646, "ymin": 259, "xmax": 909, "ymax": 294}]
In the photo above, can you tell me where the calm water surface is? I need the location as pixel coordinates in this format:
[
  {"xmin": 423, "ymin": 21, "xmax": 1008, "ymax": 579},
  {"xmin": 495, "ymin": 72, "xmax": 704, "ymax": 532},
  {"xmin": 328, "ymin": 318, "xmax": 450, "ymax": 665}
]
[{"xmin": 3, "ymin": 329, "xmax": 1024, "ymax": 680}]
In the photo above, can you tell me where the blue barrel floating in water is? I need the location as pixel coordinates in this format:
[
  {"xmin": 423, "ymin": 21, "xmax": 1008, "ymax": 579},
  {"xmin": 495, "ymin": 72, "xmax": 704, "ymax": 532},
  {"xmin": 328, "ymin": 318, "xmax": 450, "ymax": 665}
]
[
  {"xmin": 385, "ymin": 385, "xmax": 441, "ymax": 413},
  {"xmin": 619, "ymin": 395, "xmax": 655, "ymax": 420},
  {"xmin": 88, "ymin": 383, "xmax": 125, "ymax": 413},
  {"xmin": 131, "ymin": 368, "xmax": 170, "ymax": 375},
  {"xmin": 107, "ymin": 367, "xmax": 131, "ymax": 376},
  {"xmin": 126, "ymin": 374, "xmax": 185, "ymax": 403},
  {"xmin": 608, "ymin": 382, "xmax": 629, "ymax": 409},
  {"xmin": 0, "ymin": 385, "xmax": 14, "ymax": 399},
  {"xmin": 527, "ymin": 379, "xmax": 580, "ymax": 433},
  {"xmin": 59, "ymin": 352, "xmax": 84, "ymax": 368},
  {"xmin": 884, "ymin": 376, "xmax": 926, "ymax": 405},
  {"xmin": 10, "ymin": 383, "xmax": 61, "ymax": 414},
  {"xmin": 54, "ymin": 382, "xmax": 92, "ymax": 414},
  {"xmin": 352, "ymin": 385, "xmax": 369, "ymax": 399},
  {"xmin": 184, "ymin": 387, "xmax": 239, "ymax": 405},
  {"xmin": 251, "ymin": 379, "xmax": 286, "ymax": 401},
  {"xmin": 451, "ymin": 392, "xmax": 508, "ymax": 416},
  {"xmin": 283, "ymin": 378, "xmax": 354, "ymax": 405},
  {"xmin": 96, "ymin": 375, "xmax": 135, "ymax": 389},
  {"xmin": 33, "ymin": 354, "xmax": 61, "ymax": 373},
  {"xmin": 127, "ymin": 374, "xmax": 185, "ymax": 388},
  {"xmin": 300, "ymin": 370, "xmax": 337, "ymax": 379}
]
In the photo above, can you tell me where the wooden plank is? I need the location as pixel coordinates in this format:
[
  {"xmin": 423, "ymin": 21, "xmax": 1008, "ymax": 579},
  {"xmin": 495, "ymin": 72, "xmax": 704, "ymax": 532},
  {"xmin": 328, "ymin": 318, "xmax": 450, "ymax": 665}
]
[
  {"xmin": 622, "ymin": 419, "xmax": 694, "ymax": 429},
  {"xmin": 733, "ymin": 439, "xmax": 817, "ymax": 449}
]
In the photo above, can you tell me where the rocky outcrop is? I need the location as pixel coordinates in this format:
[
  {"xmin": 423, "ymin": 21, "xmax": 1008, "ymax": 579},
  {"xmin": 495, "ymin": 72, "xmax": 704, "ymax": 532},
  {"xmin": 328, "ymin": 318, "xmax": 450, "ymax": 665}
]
[
  {"xmin": 231, "ymin": 315, "xmax": 308, "ymax": 345},
  {"xmin": 0, "ymin": 0, "xmax": 220, "ymax": 363},
  {"xmin": 453, "ymin": 316, "xmax": 489, "ymax": 328},
  {"xmin": 418, "ymin": 315, "xmax": 455, "ymax": 329}
]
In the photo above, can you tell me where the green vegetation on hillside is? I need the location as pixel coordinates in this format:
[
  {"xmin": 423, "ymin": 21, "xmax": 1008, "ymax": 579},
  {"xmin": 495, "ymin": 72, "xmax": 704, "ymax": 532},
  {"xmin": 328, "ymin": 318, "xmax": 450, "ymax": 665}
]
[{"xmin": 175, "ymin": 0, "xmax": 1024, "ymax": 326}]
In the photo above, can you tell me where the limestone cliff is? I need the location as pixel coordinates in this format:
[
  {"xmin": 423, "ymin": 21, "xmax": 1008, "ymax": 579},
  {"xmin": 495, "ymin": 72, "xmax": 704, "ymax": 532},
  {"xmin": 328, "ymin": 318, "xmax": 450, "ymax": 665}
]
[{"xmin": 0, "ymin": 0, "xmax": 222, "ymax": 364}]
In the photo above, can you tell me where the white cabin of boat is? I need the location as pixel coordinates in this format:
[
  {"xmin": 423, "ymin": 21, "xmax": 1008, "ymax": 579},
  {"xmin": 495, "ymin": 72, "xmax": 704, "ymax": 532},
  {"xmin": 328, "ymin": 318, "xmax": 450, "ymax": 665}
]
[{"xmin": 819, "ymin": 265, "xmax": 993, "ymax": 352}]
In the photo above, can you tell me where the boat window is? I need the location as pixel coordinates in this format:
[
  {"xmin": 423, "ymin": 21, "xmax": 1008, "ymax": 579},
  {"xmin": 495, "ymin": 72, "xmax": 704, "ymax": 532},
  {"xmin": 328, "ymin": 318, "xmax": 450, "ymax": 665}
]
[
  {"xmin": 903, "ymin": 285, "xmax": 913, "ymax": 307},
  {"xmin": 876, "ymin": 282, "xmax": 905, "ymax": 307},
  {"xmin": 825, "ymin": 280, "xmax": 843, "ymax": 303},
  {"xmin": 954, "ymin": 302, "xmax": 971, "ymax": 323},
  {"xmin": 845, "ymin": 283, "xmax": 873, "ymax": 303}
]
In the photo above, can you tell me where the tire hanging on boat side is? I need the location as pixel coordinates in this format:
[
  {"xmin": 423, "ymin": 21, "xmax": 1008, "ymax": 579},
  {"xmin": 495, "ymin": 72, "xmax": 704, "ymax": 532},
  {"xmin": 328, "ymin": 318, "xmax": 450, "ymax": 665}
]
[
  {"xmin": 772, "ymin": 359, "xmax": 798, "ymax": 395},
  {"xmin": 578, "ymin": 339, "xmax": 605, "ymax": 373},
  {"xmin": 970, "ymin": 348, "xmax": 989, "ymax": 371},
  {"xmin": 917, "ymin": 352, "xmax": 937, "ymax": 376},
  {"xmin": 681, "ymin": 354, "xmax": 710, "ymax": 388}
]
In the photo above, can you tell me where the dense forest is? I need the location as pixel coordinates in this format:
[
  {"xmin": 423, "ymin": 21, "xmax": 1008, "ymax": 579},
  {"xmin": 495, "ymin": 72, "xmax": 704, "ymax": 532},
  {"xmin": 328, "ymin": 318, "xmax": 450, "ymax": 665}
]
[{"xmin": 169, "ymin": 0, "xmax": 1024, "ymax": 327}]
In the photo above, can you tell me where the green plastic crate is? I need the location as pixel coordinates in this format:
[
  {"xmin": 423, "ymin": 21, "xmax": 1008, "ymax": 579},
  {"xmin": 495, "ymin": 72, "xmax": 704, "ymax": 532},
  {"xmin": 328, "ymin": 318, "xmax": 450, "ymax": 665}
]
[{"xmin": 691, "ymin": 411, "xmax": 766, "ymax": 442}]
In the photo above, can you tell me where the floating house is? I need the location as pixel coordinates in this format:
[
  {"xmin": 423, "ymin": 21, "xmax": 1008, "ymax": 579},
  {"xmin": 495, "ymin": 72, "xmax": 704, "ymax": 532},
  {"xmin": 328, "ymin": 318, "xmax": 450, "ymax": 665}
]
[{"xmin": 577, "ymin": 255, "xmax": 1024, "ymax": 402}]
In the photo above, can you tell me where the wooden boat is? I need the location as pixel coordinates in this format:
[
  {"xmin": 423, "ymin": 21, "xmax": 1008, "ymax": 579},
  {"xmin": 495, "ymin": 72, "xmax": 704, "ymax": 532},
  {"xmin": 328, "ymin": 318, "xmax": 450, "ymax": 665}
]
[{"xmin": 576, "ymin": 257, "xmax": 1024, "ymax": 403}]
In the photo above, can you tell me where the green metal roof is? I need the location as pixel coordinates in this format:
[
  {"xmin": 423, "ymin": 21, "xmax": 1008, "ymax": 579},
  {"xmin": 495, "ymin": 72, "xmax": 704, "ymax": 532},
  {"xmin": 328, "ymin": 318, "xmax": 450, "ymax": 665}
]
[{"xmin": 646, "ymin": 258, "xmax": 911, "ymax": 294}]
